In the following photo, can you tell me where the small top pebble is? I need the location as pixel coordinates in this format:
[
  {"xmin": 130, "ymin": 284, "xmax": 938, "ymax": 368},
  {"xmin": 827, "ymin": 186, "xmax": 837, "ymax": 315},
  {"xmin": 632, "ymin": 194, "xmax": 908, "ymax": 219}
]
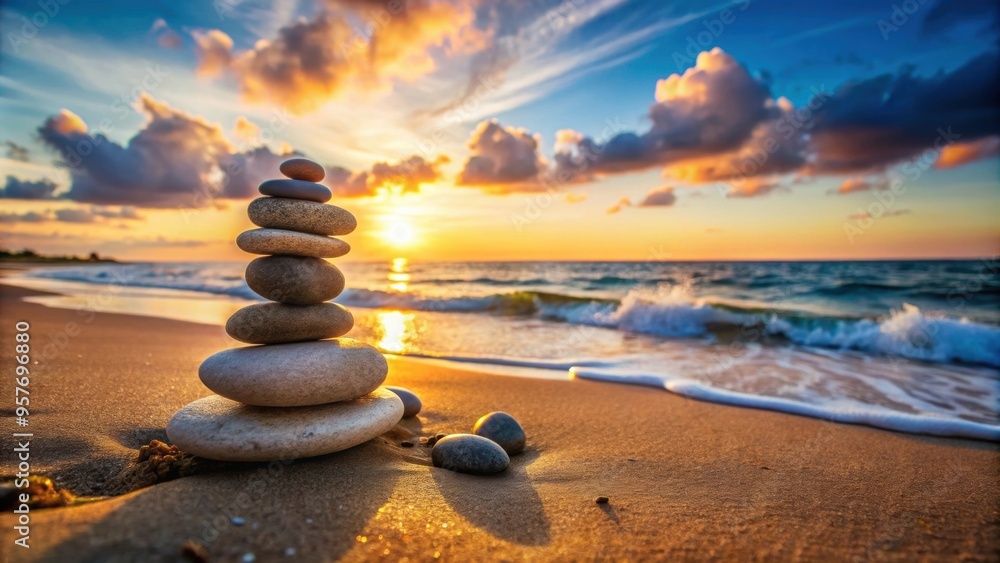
[{"xmin": 280, "ymin": 158, "xmax": 325, "ymax": 182}]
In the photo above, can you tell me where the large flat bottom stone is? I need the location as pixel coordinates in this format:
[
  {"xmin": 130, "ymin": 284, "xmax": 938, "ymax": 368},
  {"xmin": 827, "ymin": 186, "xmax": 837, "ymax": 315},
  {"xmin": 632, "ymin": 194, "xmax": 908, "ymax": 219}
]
[{"xmin": 166, "ymin": 388, "xmax": 404, "ymax": 462}]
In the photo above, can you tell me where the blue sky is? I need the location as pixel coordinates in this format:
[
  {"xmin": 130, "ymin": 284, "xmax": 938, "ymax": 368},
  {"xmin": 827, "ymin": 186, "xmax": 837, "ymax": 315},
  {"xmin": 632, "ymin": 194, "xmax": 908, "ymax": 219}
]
[{"xmin": 1, "ymin": 0, "xmax": 997, "ymax": 260}]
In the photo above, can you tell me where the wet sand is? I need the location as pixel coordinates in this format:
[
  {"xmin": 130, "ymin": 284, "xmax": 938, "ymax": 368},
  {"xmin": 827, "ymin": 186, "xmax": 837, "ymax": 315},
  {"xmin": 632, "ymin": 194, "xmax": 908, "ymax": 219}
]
[{"xmin": 0, "ymin": 279, "xmax": 997, "ymax": 561}]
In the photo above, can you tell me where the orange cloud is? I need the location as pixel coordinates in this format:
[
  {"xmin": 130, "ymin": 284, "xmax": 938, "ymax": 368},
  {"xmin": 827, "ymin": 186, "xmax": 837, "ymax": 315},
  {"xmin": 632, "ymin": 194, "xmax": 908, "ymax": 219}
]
[
  {"xmin": 837, "ymin": 176, "xmax": 889, "ymax": 194},
  {"xmin": 326, "ymin": 155, "xmax": 449, "ymax": 197},
  {"xmin": 726, "ymin": 178, "xmax": 783, "ymax": 198},
  {"xmin": 191, "ymin": 29, "xmax": 233, "ymax": 77},
  {"xmin": 934, "ymin": 136, "xmax": 1000, "ymax": 169},
  {"xmin": 233, "ymin": 116, "xmax": 261, "ymax": 140},
  {"xmin": 606, "ymin": 197, "xmax": 631, "ymax": 214},
  {"xmin": 48, "ymin": 109, "xmax": 88, "ymax": 134},
  {"xmin": 193, "ymin": 1, "xmax": 487, "ymax": 113},
  {"xmin": 151, "ymin": 18, "xmax": 182, "ymax": 49}
]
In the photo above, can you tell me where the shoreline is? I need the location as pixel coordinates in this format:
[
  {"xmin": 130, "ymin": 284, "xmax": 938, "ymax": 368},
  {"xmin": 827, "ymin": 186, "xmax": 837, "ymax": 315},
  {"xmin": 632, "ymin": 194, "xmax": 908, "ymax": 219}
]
[
  {"xmin": 0, "ymin": 280, "xmax": 998, "ymax": 560},
  {"xmin": 0, "ymin": 266, "xmax": 1000, "ymax": 443}
]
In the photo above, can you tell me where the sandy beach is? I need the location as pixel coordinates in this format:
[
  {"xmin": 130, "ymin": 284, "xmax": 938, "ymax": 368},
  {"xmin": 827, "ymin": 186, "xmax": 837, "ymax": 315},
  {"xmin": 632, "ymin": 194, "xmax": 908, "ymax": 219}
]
[{"xmin": 0, "ymin": 279, "xmax": 997, "ymax": 562}]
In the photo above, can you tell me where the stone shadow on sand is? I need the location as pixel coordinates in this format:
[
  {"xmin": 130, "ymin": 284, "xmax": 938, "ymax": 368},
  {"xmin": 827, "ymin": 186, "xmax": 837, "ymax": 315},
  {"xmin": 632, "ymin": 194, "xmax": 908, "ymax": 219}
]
[
  {"xmin": 432, "ymin": 448, "xmax": 551, "ymax": 546},
  {"xmin": 32, "ymin": 440, "xmax": 400, "ymax": 562}
]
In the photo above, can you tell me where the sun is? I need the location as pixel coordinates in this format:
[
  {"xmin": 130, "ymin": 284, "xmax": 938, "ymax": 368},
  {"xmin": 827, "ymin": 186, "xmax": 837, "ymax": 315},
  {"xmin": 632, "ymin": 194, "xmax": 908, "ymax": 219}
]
[{"xmin": 384, "ymin": 221, "xmax": 416, "ymax": 247}]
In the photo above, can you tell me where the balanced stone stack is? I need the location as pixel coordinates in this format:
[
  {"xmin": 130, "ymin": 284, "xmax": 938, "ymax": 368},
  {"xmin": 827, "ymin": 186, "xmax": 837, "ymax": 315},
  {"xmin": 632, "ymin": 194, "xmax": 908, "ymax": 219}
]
[{"xmin": 166, "ymin": 158, "xmax": 403, "ymax": 462}]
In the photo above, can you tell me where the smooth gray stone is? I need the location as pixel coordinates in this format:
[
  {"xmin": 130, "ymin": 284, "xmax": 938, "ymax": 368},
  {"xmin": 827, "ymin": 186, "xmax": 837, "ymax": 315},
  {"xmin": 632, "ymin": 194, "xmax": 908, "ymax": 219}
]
[
  {"xmin": 236, "ymin": 228, "xmax": 350, "ymax": 258},
  {"xmin": 247, "ymin": 197, "xmax": 357, "ymax": 236},
  {"xmin": 259, "ymin": 178, "xmax": 332, "ymax": 203},
  {"xmin": 385, "ymin": 386, "xmax": 421, "ymax": 418},
  {"xmin": 226, "ymin": 302, "xmax": 354, "ymax": 344},
  {"xmin": 244, "ymin": 256, "xmax": 344, "ymax": 304},
  {"xmin": 166, "ymin": 388, "xmax": 403, "ymax": 462},
  {"xmin": 472, "ymin": 412, "xmax": 526, "ymax": 455},
  {"xmin": 431, "ymin": 434, "xmax": 510, "ymax": 476},
  {"xmin": 280, "ymin": 158, "xmax": 325, "ymax": 182},
  {"xmin": 199, "ymin": 339, "xmax": 388, "ymax": 407}
]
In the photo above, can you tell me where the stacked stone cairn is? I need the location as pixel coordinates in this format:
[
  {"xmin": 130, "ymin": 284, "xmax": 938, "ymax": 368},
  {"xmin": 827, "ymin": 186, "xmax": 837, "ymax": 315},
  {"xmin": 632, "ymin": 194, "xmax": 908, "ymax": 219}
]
[{"xmin": 167, "ymin": 158, "xmax": 404, "ymax": 462}]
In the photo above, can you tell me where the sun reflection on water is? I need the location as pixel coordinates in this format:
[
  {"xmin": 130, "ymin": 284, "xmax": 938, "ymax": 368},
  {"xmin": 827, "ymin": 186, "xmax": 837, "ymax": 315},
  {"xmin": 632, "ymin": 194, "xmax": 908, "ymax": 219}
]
[
  {"xmin": 375, "ymin": 310, "xmax": 416, "ymax": 353},
  {"xmin": 389, "ymin": 257, "xmax": 410, "ymax": 292}
]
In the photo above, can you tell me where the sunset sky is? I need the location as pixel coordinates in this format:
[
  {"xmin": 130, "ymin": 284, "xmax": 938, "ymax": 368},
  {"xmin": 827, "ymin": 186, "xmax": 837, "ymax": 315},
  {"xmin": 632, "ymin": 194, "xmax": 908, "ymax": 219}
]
[{"xmin": 1, "ymin": 0, "xmax": 998, "ymax": 262}]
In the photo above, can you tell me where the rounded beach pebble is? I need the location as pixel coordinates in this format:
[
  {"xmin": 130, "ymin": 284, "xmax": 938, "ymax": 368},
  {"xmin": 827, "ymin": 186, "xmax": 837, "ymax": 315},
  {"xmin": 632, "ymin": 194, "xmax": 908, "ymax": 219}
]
[
  {"xmin": 245, "ymin": 256, "xmax": 345, "ymax": 304},
  {"xmin": 248, "ymin": 197, "xmax": 357, "ymax": 236},
  {"xmin": 199, "ymin": 339, "xmax": 388, "ymax": 407},
  {"xmin": 385, "ymin": 386, "xmax": 421, "ymax": 418},
  {"xmin": 472, "ymin": 412, "xmax": 526, "ymax": 455},
  {"xmin": 237, "ymin": 228, "xmax": 350, "ymax": 258},
  {"xmin": 431, "ymin": 434, "xmax": 510, "ymax": 476},
  {"xmin": 226, "ymin": 302, "xmax": 354, "ymax": 344},
  {"xmin": 258, "ymin": 178, "xmax": 332, "ymax": 203},
  {"xmin": 166, "ymin": 388, "xmax": 403, "ymax": 462},
  {"xmin": 279, "ymin": 158, "xmax": 325, "ymax": 182}
]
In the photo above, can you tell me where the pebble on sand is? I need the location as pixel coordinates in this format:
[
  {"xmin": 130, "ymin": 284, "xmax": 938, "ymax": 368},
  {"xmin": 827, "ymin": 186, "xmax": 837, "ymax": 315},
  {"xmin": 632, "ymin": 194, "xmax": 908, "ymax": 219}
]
[
  {"xmin": 472, "ymin": 412, "xmax": 526, "ymax": 455},
  {"xmin": 279, "ymin": 158, "xmax": 325, "ymax": 182},
  {"xmin": 431, "ymin": 434, "xmax": 510, "ymax": 476},
  {"xmin": 244, "ymin": 256, "xmax": 345, "ymax": 305},
  {"xmin": 595, "ymin": 496, "xmax": 610, "ymax": 505},
  {"xmin": 385, "ymin": 386, "xmax": 422, "ymax": 418}
]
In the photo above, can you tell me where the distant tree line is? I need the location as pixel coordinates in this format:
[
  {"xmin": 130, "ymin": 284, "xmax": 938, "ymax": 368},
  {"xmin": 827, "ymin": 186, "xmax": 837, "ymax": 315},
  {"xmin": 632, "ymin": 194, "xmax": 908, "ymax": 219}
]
[{"xmin": 0, "ymin": 248, "xmax": 117, "ymax": 263}]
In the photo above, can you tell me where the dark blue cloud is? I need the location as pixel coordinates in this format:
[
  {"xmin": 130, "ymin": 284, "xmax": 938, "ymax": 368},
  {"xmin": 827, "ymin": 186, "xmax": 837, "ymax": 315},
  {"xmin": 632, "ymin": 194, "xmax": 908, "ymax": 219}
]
[
  {"xmin": 922, "ymin": 0, "xmax": 1000, "ymax": 37},
  {"xmin": 807, "ymin": 50, "xmax": 1000, "ymax": 173},
  {"xmin": 36, "ymin": 97, "xmax": 289, "ymax": 208},
  {"xmin": 0, "ymin": 176, "xmax": 58, "ymax": 199}
]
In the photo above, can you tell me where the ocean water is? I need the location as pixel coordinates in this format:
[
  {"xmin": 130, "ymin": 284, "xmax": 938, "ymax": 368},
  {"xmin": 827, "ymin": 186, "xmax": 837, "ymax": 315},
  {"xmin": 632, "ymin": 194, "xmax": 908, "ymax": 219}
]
[{"xmin": 15, "ymin": 259, "xmax": 1000, "ymax": 441}]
